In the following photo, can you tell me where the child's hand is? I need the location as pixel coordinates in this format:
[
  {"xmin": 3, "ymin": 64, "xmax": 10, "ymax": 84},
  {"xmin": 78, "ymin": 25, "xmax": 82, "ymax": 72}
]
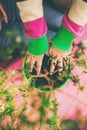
[
  {"xmin": 26, "ymin": 52, "xmax": 44, "ymax": 75},
  {"xmin": 47, "ymin": 44, "xmax": 71, "ymax": 73},
  {"xmin": 0, "ymin": 3, "xmax": 8, "ymax": 30}
]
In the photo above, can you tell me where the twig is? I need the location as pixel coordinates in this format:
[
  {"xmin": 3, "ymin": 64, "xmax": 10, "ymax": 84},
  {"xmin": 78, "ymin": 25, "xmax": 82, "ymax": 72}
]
[{"xmin": 29, "ymin": 66, "xmax": 59, "ymax": 85}]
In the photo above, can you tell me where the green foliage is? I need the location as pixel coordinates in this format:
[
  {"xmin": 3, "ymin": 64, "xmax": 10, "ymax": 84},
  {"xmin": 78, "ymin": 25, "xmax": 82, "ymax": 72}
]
[
  {"xmin": 70, "ymin": 75, "xmax": 79, "ymax": 84},
  {"xmin": 42, "ymin": 94, "xmax": 51, "ymax": 107},
  {"xmin": 76, "ymin": 60, "xmax": 87, "ymax": 69},
  {"xmin": 46, "ymin": 100, "xmax": 61, "ymax": 130}
]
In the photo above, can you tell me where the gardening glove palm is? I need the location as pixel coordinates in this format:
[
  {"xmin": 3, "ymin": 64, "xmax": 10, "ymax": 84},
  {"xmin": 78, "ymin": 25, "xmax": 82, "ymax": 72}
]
[
  {"xmin": 47, "ymin": 45, "xmax": 70, "ymax": 73},
  {"xmin": 26, "ymin": 52, "xmax": 44, "ymax": 74}
]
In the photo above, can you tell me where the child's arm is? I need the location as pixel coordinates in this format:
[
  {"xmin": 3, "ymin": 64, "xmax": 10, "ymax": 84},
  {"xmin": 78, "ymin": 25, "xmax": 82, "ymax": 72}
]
[
  {"xmin": 0, "ymin": 2, "xmax": 8, "ymax": 30},
  {"xmin": 48, "ymin": 0, "xmax": 87, "ymax": 73},
  {"xmin": 17, "ymin": 0, "xmax": 49, "ymax": 74}
]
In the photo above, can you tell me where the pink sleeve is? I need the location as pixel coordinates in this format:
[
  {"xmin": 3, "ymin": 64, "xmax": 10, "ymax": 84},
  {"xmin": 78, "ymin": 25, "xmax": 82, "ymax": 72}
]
[{"xmin": 24, "ymin": 17, "xmax": 47, "ymax": 38}]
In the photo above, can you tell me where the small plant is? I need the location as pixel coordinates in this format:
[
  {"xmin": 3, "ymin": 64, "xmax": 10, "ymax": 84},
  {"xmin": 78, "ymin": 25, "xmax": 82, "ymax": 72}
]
[
  {"xmin": 23, "ymin": 54, "xmax": 72, "ymax": 92},
  {"xmin": 23, "ymin": 41, "xmax": 87, "ymax": 92}
]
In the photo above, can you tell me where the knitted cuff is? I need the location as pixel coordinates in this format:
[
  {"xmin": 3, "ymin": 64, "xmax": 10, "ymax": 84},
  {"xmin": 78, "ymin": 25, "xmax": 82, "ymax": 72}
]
[
  {"xmin": 24, "ymin": 17, "xmax": 49, "ymax": 55},
  {"xmin": 51, "ymin": 25, "xmax": 76, "ymax": 52},
  {"xmin": 24, "ymin": 17, "xmax": 47, "ymax": 38},
  {"xmin": 27, "ymin": 34, "xmax": 49, "ymax": 55}
]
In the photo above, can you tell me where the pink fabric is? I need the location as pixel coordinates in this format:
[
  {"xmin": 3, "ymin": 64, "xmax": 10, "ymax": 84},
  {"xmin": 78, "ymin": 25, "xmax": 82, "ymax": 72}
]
[
  {"xmin": 74, "ymin": 23, "xmax": 87, "ymax": 44},
  {"xmin": 7, "ymin": 57, "xmax": 23, "ymax": 71},
  {"xmin": 62, "ymin": 14, "xmax": 83, "ymax": 36},
  {"xmin": 62, "ymin": 14, "xmax": 87, "ymax": 44},
  {"xmin": 24, "ymin": 17, "xmax": 47, "ymax": 38}
]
